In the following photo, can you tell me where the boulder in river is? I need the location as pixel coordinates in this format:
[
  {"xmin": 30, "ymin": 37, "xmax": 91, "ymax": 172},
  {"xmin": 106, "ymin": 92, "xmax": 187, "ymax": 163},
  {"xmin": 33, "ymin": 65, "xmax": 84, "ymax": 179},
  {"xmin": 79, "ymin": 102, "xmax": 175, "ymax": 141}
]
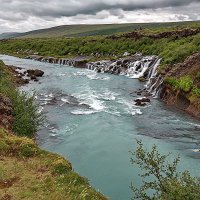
[
  {"xmin": 134, "ymin": 97, "xmax": 151, "ymax": 106},
  {"xmin": 27, "ymin": 69, "xmax": 44, "ymax": 77}
]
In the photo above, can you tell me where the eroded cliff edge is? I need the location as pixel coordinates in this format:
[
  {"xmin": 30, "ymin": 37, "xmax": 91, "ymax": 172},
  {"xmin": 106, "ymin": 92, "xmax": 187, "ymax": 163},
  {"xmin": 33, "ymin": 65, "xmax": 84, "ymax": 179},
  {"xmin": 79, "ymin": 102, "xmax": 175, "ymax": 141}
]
[{"xmin": 160, "ymin": 53, "xmax": 200, "ymax": 118}]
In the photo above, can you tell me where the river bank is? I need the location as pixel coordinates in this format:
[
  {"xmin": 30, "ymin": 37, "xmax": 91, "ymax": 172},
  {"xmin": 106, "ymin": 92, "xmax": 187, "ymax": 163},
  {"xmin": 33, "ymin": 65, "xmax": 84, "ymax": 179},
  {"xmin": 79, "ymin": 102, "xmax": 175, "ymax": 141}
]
[{"xmin": 0, "ymin": 60, "xmax": 107, "ymax": 200}]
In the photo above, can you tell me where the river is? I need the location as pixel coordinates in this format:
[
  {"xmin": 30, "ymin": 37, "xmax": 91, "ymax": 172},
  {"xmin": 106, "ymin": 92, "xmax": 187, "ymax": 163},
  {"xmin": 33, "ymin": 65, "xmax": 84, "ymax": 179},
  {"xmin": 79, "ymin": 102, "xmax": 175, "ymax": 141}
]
[{"xmin": 1, "ymin": 54, "xmax": 200, "ymax": 200}]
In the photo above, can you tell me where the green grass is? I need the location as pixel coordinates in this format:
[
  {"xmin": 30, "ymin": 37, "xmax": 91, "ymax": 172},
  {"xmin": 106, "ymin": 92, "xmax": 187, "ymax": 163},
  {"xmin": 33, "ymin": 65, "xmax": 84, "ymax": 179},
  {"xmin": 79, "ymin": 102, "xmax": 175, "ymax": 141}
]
[{"xmin": 0, "ymin": 127, "xmax": 107, "ymax": 200}]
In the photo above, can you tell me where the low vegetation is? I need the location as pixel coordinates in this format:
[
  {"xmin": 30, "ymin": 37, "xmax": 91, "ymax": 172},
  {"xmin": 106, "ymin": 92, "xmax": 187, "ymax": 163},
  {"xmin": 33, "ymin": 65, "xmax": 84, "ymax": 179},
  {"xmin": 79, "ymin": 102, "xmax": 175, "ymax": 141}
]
[
  {"xmin": 2, "ymin": 21, "xmax": 195, "ymax": 39},
  {"xmin": 164, "ymin": 75, "xmax": 200, "ymax": 98},
  {"xmin": 0, "ymin": 127, "xmax": 107, "ymax": 200},
  {"xmin": 130, "ymin": 141, "xmax": 200, "ymax": 200},
  {"xmin": 0, "ymin": 21, "xmax": 200, "ymax": 66},
  {"xmin": 0, "ymin": 60, "xmax": 42, "ymax": 137}
]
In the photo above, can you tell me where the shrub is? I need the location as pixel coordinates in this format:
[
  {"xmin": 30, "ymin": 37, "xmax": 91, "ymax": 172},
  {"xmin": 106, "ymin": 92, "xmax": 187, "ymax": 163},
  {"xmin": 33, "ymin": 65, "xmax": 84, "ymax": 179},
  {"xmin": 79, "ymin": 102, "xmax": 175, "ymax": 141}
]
[
  {"xmin": 164, "ymin": 76, "xmax": 193, "ymax": 92},
  {"xmin": 130, "ymin": 140, "xmax": 200, "ymax": 200},
  {"xmin": 0, "ymin": 61, "xmax": 43, "ymax": 137},
  {"xmin": 178, "ymin": 76, "xmax": 193, "ymax": 92},
  {"xmin": 192, "ymin": 87, "xmax": 200, "ymax": 97}
]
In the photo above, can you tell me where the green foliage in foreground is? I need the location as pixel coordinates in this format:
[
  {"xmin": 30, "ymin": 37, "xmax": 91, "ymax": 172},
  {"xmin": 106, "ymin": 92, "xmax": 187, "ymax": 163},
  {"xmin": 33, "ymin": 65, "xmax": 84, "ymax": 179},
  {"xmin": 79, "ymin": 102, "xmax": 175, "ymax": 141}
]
[
  {"xmin": 0, "ymin": 60, "xmax": 43, "ymax": 137},
  {"xmin": 130, "ymin": 141, "xmax": 200, "ymax": 200}
]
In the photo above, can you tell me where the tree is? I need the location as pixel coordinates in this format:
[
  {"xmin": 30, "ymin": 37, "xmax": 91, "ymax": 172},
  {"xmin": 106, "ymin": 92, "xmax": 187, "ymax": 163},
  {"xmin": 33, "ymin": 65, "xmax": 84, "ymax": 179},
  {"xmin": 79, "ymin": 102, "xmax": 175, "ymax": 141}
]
[{"xmin": 130, "ymin": 140, "xmax": 200, "ymax": 200}]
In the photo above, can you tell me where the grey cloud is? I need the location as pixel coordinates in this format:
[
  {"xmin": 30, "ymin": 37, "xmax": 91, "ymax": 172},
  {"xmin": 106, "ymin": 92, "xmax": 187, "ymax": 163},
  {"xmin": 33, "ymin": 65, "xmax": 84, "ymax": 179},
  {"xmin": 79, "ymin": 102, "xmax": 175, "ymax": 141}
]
[
  {"xmin": 0, "ymin": 0, "xmax": 200, "ymax": 33},
  {"xmin": 0, "ymin": 0, "xmax": 200, "ymax": 20}
]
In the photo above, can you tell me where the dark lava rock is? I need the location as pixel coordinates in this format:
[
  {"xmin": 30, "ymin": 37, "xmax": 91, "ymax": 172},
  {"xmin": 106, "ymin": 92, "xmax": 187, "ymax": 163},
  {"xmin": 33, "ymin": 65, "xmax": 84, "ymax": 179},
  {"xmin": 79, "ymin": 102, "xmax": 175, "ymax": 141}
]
[
  {"xmin": 27, "ymin": 69, "xmax": 44, "ymax": 77},
  {"xmin": 134, "ymin": 97, "xmax": 151, "ymax": 106},
  {"xmin": 30, "ymin": 75, "xmax": 37, "ymax": 80},
  {"xmin": 97, "ymin": 68, "xmax": 101, "ymax": 73},
  {"xmin": 135, "ymin": 101, "xmax": 146, "ymax": 107},
  {"xmin": 23, "ymin": 79, "xmax": 30, "ymax": 84},
  {"xmin": 34, "ymin": 69, "xmax": 44, "ymax": 77},
  {"xmin": 0, "ymin": 93, "xmax": 14, "ymax": 129},
  {"xmin": 74, "ymin": 60, "xmax": 88, "ymax": 68}
]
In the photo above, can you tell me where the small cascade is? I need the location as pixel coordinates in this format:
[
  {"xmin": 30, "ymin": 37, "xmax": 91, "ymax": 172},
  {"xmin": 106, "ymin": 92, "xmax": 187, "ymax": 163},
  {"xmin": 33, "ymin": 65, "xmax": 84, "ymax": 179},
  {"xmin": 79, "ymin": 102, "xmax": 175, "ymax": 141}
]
[
  {"xmin": 86, "ymin": 55, "xmax": 164, "ymax": 98},
  {"xmin": 127, "ymin": 57, "xmax": 155, "ymax": 78},
  {"xmin": 145, "ymin": 58, "xmax": 161, "ymax": 85}
]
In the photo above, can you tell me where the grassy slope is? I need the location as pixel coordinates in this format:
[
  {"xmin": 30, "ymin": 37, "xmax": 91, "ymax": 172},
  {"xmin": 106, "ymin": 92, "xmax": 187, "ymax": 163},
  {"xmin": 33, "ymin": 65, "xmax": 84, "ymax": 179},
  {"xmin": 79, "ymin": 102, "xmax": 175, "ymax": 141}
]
[
  {"xmin": 14, "ymin": 21, "xmax": 196, "ymax": 38},
  {"xmin": 0, "ymin": 127, "xmax": 107, "ymax": 200},
  {"xmin": 0, "ymin": 61, "xmax": 107, "ymax": 200}
]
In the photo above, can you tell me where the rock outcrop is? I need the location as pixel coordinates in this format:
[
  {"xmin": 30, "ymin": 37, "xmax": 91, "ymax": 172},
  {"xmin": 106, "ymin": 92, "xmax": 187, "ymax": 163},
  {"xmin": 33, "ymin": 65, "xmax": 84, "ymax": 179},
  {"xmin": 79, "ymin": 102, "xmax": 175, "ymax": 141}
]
[
  {"xmin": 159, "ymin": 53, "xmax": 200, "ymax": 118},
  {"xmin": 108, "ymin": 28, "xmax": 200, "ymax": 41},
  {"xmin": 0, "ymin": 93, "xmax": 14, "ymax": 129}
]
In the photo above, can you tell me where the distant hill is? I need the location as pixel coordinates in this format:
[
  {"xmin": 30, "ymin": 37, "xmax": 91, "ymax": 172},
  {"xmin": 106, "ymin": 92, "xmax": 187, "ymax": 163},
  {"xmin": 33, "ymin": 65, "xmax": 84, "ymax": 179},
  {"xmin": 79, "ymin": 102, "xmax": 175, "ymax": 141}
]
[
  {"xmin": 17, "ymin": 22, "xmax": 192, "ymax": 38},
  {"xmin": 1, "ymin": 21, "xmax": 199, "ymax": 39},
  {"xmin": 0, "ymin": 32, "xmax": 21, "ymax": 39}
]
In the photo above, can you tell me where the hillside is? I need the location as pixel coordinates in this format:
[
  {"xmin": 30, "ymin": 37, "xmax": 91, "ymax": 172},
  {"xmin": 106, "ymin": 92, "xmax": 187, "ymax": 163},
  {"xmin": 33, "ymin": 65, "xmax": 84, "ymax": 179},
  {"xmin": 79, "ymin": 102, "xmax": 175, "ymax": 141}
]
[
  {"xmin": 0, "ymin": 21, "xmax": 198, "ymax": 39},
  {"xmin": 0, "ymin": 32, "xmax": 21, "ymax": 39}
]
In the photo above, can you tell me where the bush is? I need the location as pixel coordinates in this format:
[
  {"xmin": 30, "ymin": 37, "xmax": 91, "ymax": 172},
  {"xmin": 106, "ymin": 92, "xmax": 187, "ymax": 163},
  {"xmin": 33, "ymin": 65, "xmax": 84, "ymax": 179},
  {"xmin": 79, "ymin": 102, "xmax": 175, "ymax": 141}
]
[
  {"xmin": 178, "ymin": 76, "xmax": 193, "ymax": 92},
  {"xmin": 0, "ymin": 61, "xmax": 43, "ymax": 137},
  {"xmin": 130, "ymin": 140, "xmax": 200, "ymax": 200},
  {"xmin": 192, "ymin": 87, "xmax": 200, "ymax": 97},
  {"xmin": 164, "ymin": 76, "xmax": 193, "ymax": 92}
]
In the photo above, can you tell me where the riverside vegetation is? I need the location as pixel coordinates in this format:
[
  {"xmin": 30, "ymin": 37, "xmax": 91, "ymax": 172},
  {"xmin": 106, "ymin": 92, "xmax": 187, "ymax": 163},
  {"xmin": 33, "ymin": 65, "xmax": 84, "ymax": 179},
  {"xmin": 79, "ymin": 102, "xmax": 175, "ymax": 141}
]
[{"xmin": 0, "ymin": 61, "xmax": 107, "ymax": 200}]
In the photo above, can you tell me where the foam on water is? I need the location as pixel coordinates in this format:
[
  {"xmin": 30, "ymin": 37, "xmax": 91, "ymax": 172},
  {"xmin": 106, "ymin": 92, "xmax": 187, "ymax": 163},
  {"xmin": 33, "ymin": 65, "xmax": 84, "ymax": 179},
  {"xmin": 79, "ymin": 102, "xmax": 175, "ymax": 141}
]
[
  {"xmin": 73, "ymin": 89, "xmax": 106, "ymax": 112},
  {"xmin": 71, "ymin": 109, "xmax": 98, "ymax": 115},
  {"xmin": 192, "ymin": 149, "xmax": 200, "ymax": 153},
  {"xmin": 117, "ymin": 98, "xmax": 142, "ymax": 116},
  {"xmin": 61, "ymin": 97, "xmax": 71, "ymax": 104},
  {"xmin": 98, "ymin": 90, "xmax": 119, "ymax": 101}
]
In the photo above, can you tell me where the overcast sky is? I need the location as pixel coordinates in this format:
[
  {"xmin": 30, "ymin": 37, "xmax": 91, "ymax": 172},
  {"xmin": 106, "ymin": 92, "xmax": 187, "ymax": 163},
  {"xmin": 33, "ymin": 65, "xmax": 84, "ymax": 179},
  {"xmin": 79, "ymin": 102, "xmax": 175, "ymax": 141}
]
[{"xmin": 0, "ymin": 0, "xmax": 200, "ymax": 33}]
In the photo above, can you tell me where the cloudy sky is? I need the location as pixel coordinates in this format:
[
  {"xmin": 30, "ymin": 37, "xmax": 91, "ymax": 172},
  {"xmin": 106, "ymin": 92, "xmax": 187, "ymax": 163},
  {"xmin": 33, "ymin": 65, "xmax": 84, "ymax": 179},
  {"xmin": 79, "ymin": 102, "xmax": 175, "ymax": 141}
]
[{"xmin": 0, "ymin": 0, "xmax": 200, "ymax": 33}]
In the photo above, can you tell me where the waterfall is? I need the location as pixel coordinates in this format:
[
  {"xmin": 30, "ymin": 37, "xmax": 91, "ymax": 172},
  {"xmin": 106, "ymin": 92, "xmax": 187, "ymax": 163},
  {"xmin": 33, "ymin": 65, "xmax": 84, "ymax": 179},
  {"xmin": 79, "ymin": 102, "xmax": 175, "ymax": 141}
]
[
  {"xmin": 86, "ymin": 55, "xmax": 164, "ymax": 98},
  {"xmin": 145, "ymin": 58, "xmax": 161, "ymax": 88}
]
